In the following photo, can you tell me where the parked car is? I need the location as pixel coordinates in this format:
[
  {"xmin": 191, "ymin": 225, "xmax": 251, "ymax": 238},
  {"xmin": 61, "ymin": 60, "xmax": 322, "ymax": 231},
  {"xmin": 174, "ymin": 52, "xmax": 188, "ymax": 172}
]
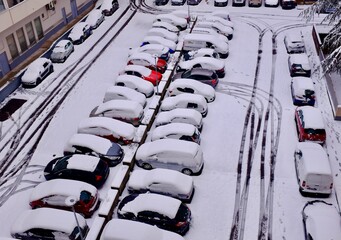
[
  {"xmin": 317, "ymin": 0, "xmax": 339, "ymax": 14},
  {"xmin": 152, "ymin": 21, "xmax": 180, "ymax": 34},
  {"xmin": 284, "ymin": 33, "xmax": 305, "ymax": 54},
  {"xmin": 197, "ymin": 15, "xmax": 234, "ymax": 29},
  {"xmin": 265, "ymin": 0, "xmax": 279, "ymax": 7},
  {"xmin": 78, "ymin": 117, "xmax": 136, "ymax": 145},
  {"xmin": 169, "ymin": 78, "xmax": 216, "ymax": 102},
  {"xmin": 11, "ymin": 208, "xmax": 89, "ymax": 240},
  {"xmin": 136, "ymin": 139, "xmax": 204, "ymax": 175},
  {"xmin": 21, "ymin": 58, "xmax": 54, "ymax": 88},
  {"xmin": 90, "ymin": 99, "xmax": 144, "ymax": 126},
  {"xmin": 50, "ymin": 40, "xmax": 74, "ymax": 63},
  {"xmin": 161, "ymin": 94, "xmax": 208, "ymax": 117},
  {"xmin": 100, "ymin": 219, "xmax": 185, "ymax": 240},
  {"xmin": 294, "ymin": 106, "xmax": 326, "ymax": 144},
  {"xmin": 155, "ymin": 108, "xmax": 203, "ymax": 131},
  {"xmin": 232, "ymin": 0, "xmax": 246, "ymax": 6},
  {"xmin": 176, "ymin": 57, "xmax": 225, "ymax": 78},
  {"xmin": 291, "ymin": 77, "xmax": 315, "ymax": 106},
  {"xmin": 129, "ymin": 44, "xmax": 171, "ymax": 61},
  {"xmin": 171, "ymin": 0, "xmax": 186, "ymax": 6},
  {"xmin": 172, "ymin": 68, "xmax": 219, "ymax": 88},
  {"xmin": 302, "ymin": 201, "xmax": 341, "ymax": 240},
  {"xmin": 214, "ymin": 0, "xmax": 228, "ymax": 7},
  {"xmin": 280, "ymin": 0, "xmax": 296, "ymax": 9},
  {"xmin": 191, "ymin": 27, "xmax": 229, "ymax": 43},
  {"xmin": 142, "ymin": 36, "xmax": 177, "ymax": 54},
  {"xmin": 128, "ymin": 168, "xmax": 195, "ymax": 202},
  {"xmin": 294, "ymin": 142, "xmax": 333, "ymax": 196},
  {"xmin": 212, "ymin": 10, "xmax": 231, "ymax": 21},
  {"xmin": 117, "ymin": 193, "xmax": 191, "ymax": 235},
  {"xmin": 249, "ymin": 0, "xmax": 262, "ymax": 7},
  {"xmin": 151, "ymin": 122, "xmax": 201, "ymax": 144},
  {"xmin": 183, "ymin": 48, "xmax": 220, "ymax": 61},
  {"xmin": 100, "ymin": 0, "xmax": 119, "ymax": 16},
  {"xmin": 154, "ymin": 14, "xmax": 187, "ymax": 31},
  {"xmin": 68, "ymin": 22, "xmax": 92, "ymax": 44},
  {"xmin": 114, "ymin": 74, "xmax": 154, "ymax": 97},
  {"xmin": 195, "ymin": 21, "xmax": 233, "ymax": 40},
  {"xmin": 86, "ymin": 9, "xmax": 105, "ymax": 29},
  {"xmin": 29, "ymin": 179, "xmax": 99, "ymax": 217},
  {"xmin": 128, "ymin": 52, "xmax": 168, "ymax": 73},
  {"xmin": 44, "ymin": 155, "xmax": 109, "ymax": 187},
  {"xmin": 288, "ymin": 54, "xmax": 311, "ymax": 77},
  {"xmin": 187, "ymin": 0, "xmax": 201, "ymax": 5},
  {"xmin": 120, "ymin": 65, "xmax": 162, "ymax": 86},
  {"xmin": 147, "ymin": 28, "xmax": 178, "ymax": 43},
  {"xmin": 155, "ymin": 0, "xmax": 170, "ymax": 5},
  {"xmin": 64, "ymin": 133, "xmax": 124, "ymax": 167},
  {"xmin": 103, "ymin": 86, "xmax": 146, "ymax": 107}
]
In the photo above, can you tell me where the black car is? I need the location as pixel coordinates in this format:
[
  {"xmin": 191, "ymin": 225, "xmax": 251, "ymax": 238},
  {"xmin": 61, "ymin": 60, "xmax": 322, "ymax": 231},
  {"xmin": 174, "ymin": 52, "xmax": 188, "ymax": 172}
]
[
  {"xmin": 155, "ymin": 0, "xmax": 169, "ymax": 5},
  {"xmin": 44, "ymin": 155, "xmax": 110, "ymax": 188},
  {"xmin": 187, "ymin": 0, "xmax": 201, "ymax": 5},
  {"xmin": 172, "ymin": 68, "xmax": 219, "ymax": 88},
  {"xmin": 117, "ymin": 193, "xmax": 191, "ymax": 235}
]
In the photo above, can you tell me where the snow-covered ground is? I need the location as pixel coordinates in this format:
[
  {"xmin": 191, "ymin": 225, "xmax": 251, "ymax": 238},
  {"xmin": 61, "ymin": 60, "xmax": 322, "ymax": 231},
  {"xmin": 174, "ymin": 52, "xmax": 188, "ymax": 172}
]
[{"xmin": 1, "ymin": 0, "xmax": 341, "ymax": 239}]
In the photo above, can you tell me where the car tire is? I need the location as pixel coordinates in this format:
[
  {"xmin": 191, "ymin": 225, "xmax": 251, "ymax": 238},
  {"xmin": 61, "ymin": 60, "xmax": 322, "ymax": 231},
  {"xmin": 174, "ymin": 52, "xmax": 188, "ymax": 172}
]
[
  {"xmin": 63, "ymin": 57, "xmax": 67, "ymax": 62},
  {"xmin": 36, "ymin": 78, "xmax": 42, "ymax": 84},
  {"xmin": 50, "ymin": 66, "xmax": 54, "ymax": 73},
  {"xmin": 142, "ymin": 163, "xmax": 152, "ymax": 170},
  {"xmin": 182, "ymin": 168, "xmax": 193, "ymax": 175}
]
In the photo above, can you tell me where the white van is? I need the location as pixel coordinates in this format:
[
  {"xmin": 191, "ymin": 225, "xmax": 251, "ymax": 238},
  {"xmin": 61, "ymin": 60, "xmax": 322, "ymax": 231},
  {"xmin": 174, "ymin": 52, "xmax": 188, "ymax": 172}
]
[
  {"xmin": 135, "ymin": 139, "xmax": 204, "ymax": 175},
  {"xmin": 89, "ymin": 100, "xmax": 144, "ymax": 126},
  {"xmin": 155, "ymin": 108, "xmax": 203, "ymax": 131},
  {"xmin": 294, "ymin": 142, "xmax": 333, "ymax": 196},
  {"xmin": 161, "ymin": 93, "xmax": 208, "ymax": 117},
  {"xmin": 182, "ymin": 33, "xmax": 229, "ymax": 59},
  {"xmin": 103, "ymin": 86, "xmax": 146, "ymax": 107}
]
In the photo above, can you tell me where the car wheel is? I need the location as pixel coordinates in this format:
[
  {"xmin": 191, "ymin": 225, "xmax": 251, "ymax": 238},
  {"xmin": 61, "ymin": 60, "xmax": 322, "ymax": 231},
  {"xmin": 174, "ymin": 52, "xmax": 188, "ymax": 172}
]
[
  {"xmin": 182, "ymin": 168, "xmax": 193, "ymax": 175},
  {"xmin": 50, "ymin": 66, "xmax": 54, "ymax": 73},
  {"xmin": 63, "ymin": 56, "xmax": 67, "ymax": 62},
  {"xmin": 193, "ymin": 64, "xmax": 201, "ymax": 68},
  {"xmin": 37, "ymin": 78, "xmax": 42, "ymax": 84},
  {"xmin": 142, "ymin": 163, "xmax": 152, "ymax": 170}
]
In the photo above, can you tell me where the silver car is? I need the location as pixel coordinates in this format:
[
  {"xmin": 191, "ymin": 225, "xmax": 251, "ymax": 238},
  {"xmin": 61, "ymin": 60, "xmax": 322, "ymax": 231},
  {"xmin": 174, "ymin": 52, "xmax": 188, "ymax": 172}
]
[{"xmin": 50, "ymin": 40, "xmax": 74, "ymax": 63}]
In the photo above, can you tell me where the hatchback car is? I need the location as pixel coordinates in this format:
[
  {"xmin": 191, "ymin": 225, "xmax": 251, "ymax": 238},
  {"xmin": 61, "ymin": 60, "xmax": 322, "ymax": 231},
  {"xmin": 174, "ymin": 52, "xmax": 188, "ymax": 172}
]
[
  {"xmin": 288, "ymin": 54, "xmax": 311, "ymax": 77},
  {"xmin": 284, "ymin": 33, "xmax": 305, "ymax": 54},
  {"xmin": 142, "ymin": 36, "xmax": 177, "ymax": 54},
  {"xmin": 29, "ymin": 179, "xmax": 99, "ymax": 217},
  {"xmin": 183, "ymin": 48, "xmax": 220, "ymax": 61},
  {"xmin": 115, "ymin": 74, "xmax": 154, "ymax": 97},
  {"xmin": 214, "ymin": 0, "xmax": 228, "ymax": 7},
  {"xmin": 302, "ymin": 201, "xmax": 341, "ymax": 240},
  {"xmin": 129, "ymin": 44, "xmax": 171, "ymax": 61},
  {"xmin": 232, "ymin": 0, "xmax": 246, "ymax": 6},
  {"xmin": 147, "ymin": 28, "xmax": 178, "ymax": 43},
  {"xmin": 117, "ymin": 193, "xmax": 191, "ymax": 235},
  {"xmin": 187, "ymin": 0, "xmax": 201, "ymax": 5},
  {"xmin": 21, "ymin": 58, "xmax": 54, "ymax": 88},
  {"xmin": 294, "ymin": 106, "xmax": 326, "ymax": 144},
  {"xmin": 86, "ymin": 9, "xmax": 105, "ymax": 29},
  {"xmin": 64, "ymin": 133, "xmax": 124, "ymax": 167},
  {"xmin": 172, "ymin": 68, "xmax": 219, "ymax": 88},
  {"xmin": 50, "ymin": 40, "xmax": 74, "ymax": 63},
  {"xmin": 44, "ymin": 155, "xmax": 110, "ymax": 187},
  {"xmin": 11, "ymin": 208, "xmax": 89, "ymax": 240},
  {"xmin": 68, "ymin": 22, "xmax": 92, "ymax": 44},
  {"xmin": 249, "ymin": 0, "xmax": 262, "ymax": 7},
  {"xmin": 121, "ymin": 65, "xmax": 162, "ymax": 86},
  {"xmin": 265, "ymin": 0, "xmax": 279, "ymax": 7},
  {"xmin": 291, "ymin": 77, "xmax": 315, "ymax": 106},
  {"xmin": 103, "ymin": 85, "xmax": 146, "ymax": 107},
  {"xmin": 127, "ymin": 169, "xmax": 195, "ymax": 202},
  {"xmin": 176, "ymin": 57, "xmax": 225, "ymax": 78},
  {"xmin": 128, "ymin": 52, "xmax": 168, "ymax": 73}
]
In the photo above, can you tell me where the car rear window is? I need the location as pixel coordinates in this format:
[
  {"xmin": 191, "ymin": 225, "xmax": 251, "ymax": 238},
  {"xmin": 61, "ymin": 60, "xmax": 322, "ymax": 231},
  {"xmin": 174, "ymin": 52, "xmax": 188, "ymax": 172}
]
[
  {"xmin": 304, "ymin": 128, "xmax": 325, "ymax": 135},
  {"xmin": 175, "ymin": 204, "xmax": 190, "ymax": 221},
  {"xmin": 80, "ymin": 191, "xmax": 92, "ymax": 204}
]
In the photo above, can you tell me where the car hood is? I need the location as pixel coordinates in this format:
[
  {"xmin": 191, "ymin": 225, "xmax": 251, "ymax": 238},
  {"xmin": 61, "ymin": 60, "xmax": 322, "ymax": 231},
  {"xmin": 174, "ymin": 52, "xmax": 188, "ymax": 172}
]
[{"xmin": 22, "ymin": 71, "xmax": 39, "ymax": 82}]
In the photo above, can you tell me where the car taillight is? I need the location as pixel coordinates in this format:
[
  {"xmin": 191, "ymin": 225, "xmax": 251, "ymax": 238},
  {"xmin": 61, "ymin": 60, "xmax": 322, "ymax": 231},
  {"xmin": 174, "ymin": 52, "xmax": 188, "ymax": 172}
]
[
  {"xmin": 330, "ymin": 183, "xmax": 333, "ymax": 189},
  {"xmin": 302, "ymin": 181, "xmax": 306, "ymax": 187},
  {"xmin": 95, "ymin": 175, "xmax": 102, "ymax": 181},
  {"xmin": 127, "ymin": 61, "xmax": 132, "ymax": 65},
  {"xmin": 217, "ymin": 68, "xmax": 224, "ymax": 73},
  {"xmin": 176, "ymin": 221, "xmax": 187, "ymax": 227},
  {"xmin": 212, "ymin": 79, "xmax": 217, "ymax": 85}
]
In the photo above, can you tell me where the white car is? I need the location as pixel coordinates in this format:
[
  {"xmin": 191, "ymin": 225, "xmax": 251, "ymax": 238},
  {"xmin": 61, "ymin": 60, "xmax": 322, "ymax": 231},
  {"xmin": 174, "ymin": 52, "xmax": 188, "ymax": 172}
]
[
  {"xmin": 129, "ymin": 44, "xmax": 170, "ymax": 61},
  {"xmin": 169, "ymin": 78, "xmax": 216, "ymax": 102},
  {"xmin": 183, "ymin": 48, "xmax": 220, "ymax": 61},
  {"xmin": 68, "ymin": 22, "xmax": 92, "ymax": 44},
  {"xmin": 196, "ymin": 21, "xmax": 233, "ymax": 40},
  {"xmin": 154, "ymin": 14, "xmax": 187, "ymax": 31},
  {"xmin": 147, "ymin": 28, "xmax": 178, "ymax": 43},
  {"xmin": 127, "ymin": 168, "xmax": 195, "ymax": 202},
  {"xmin": 142, "ymin": 36, "xmax": 177, "ymax": 53},
  {"xmin": 50, "ymin": 40, "xmax": 74, "ymax": 63},
  {"xmin": 302, "ymin": 201, "xmax": 341, "ymax": 240},
  {"xmin": 86, "ymin": 9, "xmax": 105, "ymax": 29},
  {"xmin": 171, "ymin": 0, "xmax": 186, "ymax": 6},
  {"xmin": 21, "ymin": 57, "xmax": 54, "ymax": 88},
  {"xmin": 152, "ymin": 21, "xmax": 180, "ymax": 34},
  {"xmin": 214, "ymin": 0, "xmax": 228, "ymax": 7},
  {"xmin": 127, "ymin": 52, "xmax": 168, "ymax": 73},
  {"xmin": 291, "ymin": 77, "xmax": 315, "ymax": 106},
  {"xmin": 288, "ymin": 53, "xmax": 311, "ymax": 77},
  {"xmin": 176, "ymin": 57, "xmax": 226, "ymax": 78},
  {"xmin": 191, "ymin": 27, "xmax": 229, "ymax": 43},
  {"xmin": 284, "ymin": 33, "xmax": 305, "ymax": 54},
  {"xmin": 114, "ymin": 75, "xmax": 154, "ymax": 97},
  {"xmin": 103, "ymin": 85, "xmax": 147, "ymax": 107},
  {"xmin": 265, "ymin": 0, "xmax": 279, "ymax": 7},
  {"xmin": 197, "ymin": 15, "xmax": 234, "ymax": 29},
  {"xmin": 212, "ymin": 10, "xmax": 231, "ymax": 21}
]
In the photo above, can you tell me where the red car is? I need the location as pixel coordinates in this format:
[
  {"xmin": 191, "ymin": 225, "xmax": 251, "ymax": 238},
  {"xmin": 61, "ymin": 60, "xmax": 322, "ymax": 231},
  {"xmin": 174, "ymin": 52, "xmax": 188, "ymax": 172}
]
[
  {"xmin": 121, "ymin": 65, "xmax": 162, "ymax": 86},
  {"xmin": 295, "ymin": 106, "xmax": 326, "ymax": 144},
  {"xmin": 127, "ymin": 52, "xmax": 167, "ymax": 73},
  {"xmin": 29, "ymin": 179, "xmax": 100, "ymax": 218}
]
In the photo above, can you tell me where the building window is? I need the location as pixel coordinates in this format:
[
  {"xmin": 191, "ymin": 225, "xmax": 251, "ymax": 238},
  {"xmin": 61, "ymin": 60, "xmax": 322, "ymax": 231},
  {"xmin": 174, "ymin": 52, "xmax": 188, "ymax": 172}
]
[
  {"xmin": 25, "ymin": 22, "xmax": 36, "ymax": 45},
  {"xmin": 34, "ymin": 17, "xmax": 44, "ymax": 40},
  {"xmin": 0, "ymin": 0, "xmax": 5, "ymax": 12},
  {"xmin": 16, "ymin": 27, "xmax": 28, "ymax": 52},
  {"xmin": 6, "ymin": 34, "xmax": 19, "ymax": 60}
]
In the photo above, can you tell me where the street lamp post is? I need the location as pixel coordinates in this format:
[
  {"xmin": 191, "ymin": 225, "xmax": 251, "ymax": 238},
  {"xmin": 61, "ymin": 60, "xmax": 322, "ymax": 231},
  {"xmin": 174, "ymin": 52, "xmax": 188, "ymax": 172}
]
[{"xmin": 65, "ymin": 196, "xmax": 84, "ymax": 240}]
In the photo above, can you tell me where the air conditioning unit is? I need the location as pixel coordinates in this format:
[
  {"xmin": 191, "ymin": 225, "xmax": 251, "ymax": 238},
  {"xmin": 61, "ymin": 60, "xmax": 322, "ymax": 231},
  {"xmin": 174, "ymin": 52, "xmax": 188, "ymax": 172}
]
[{"xmin": 46, "ymin": 1, "xmax": 55, "ymax": 11}]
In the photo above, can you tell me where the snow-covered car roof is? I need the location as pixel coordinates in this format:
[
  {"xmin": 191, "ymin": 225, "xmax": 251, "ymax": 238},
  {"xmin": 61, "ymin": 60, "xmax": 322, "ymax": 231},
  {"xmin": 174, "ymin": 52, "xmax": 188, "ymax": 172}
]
[
  {"xmin": 183, "ymin": 33, "xmax": 229, "ymax": 52},
  {"xmin": 197, "ymin": 15, "xmax": 234, "ymax": 29},
  {"xmin": 265, "ymin": 0, "xmax": 279, "ymax": 4},
  {"xmin": 285, "ymin": 32, "xmax": 303, "ymax": 43},
  {"xmin": 179, "ymin": 57, "xmax": 225, "ymax": 70},
  {"xmin": 296, "ymin": 142, "xmax": 331, "ymax": 175},
  {"xmin": 86, "ymin": 9, "xmax": 103, "ymax": 26},
  {"xmin": 196, "ymin": 21, "xmax": 233, "ymax": 35},
  {"xmin": 69, "ymin": 22, "xmax": 89, "ymax": 39},
  {"xmin": 64, "ymin": 154, "xmax": 100, "ymax": 172},
  {"xmin": 94, "ymin": 99, "xmax": 143, "ymax": 115},
  {"xmin": 52, "ymin": 40, "xmax": 71, "ymax": 53},
  {"xmin": 78, "ymin": 117, "xmax": 136, "ymax": 139},
  {"xmin": 171, "ymin": 10, "xmax": 190, "ymax": 19},
  {"xmin": 104, "ymin": 85, "xmax": 146, "ymax": 106},
  {"xmin": 29, "ymin": 179, "xmax": 97, "ymax": 202},
  {"xmin": 100, "ymin": 0, "xmax": 114, "ymax": 10},
  {"xmin": 100, "ymin": 219, "xmax": 185, "ymax": 240},
  {"xmin": 154, "ymin": 14, "xmax": 187, "ymax": 27},
  {"xmin": 191, "ymin": 27, "xmax": 228, "ymax": 42},
  {"xmin": 136, "ymin": 139, "xmax": 201, "ymax": 163},
  {"xmin": 120, "ymin": 193, "xmax": 181, "ymax": 219},
  {"xmin": 152, "ymin": 21, "xmax": 180, "ymax": 33},
  {"xmin": 147, "ymin": 28, "xmax": 178, "ymax": 42},
  {"xmin": 161, "ymin": 93, "xmax": 207, "ymax": 110},
  {"xmin": 155, "ymin": 108, "xmax": 202, "ymax": 126},
  {"xmin": 170, "ymin": 78, "xmax": 215, "ymax": 97},
  {"xmin": 22, "ymin": 58, "xmax": 51, "ymax": 83},
  {"xmin": 151, "ymin": 122, "xmax": 197, "ymax": 141},
  {"xmin": 143, "ymin": 36, "xmax": 177, "ymax": 51},
  {"xmin": 128, "ymin": 52, "xmax": 158, "ymax": 65},
  {"xmin": 212, "ymin": 10, "xmax": 231, "ymax": 20},
  {"xmin": 123, "ymin": 64, "xmax": 152, "ymax": 76},
  {"xmin": 292, "ymin": 77, "xmax": 314, "ymax": 96},
  {"xmin": 129, "ymin": 44, "xmax": 169, "ymax": 57},
  {"xmin": 289, "ymin": 53, "xmax": 310, "ymax": 70},
  {"xmin": 65, "ymin": 133, "xmax": 113, "ymax": 155},
  {"xmin": 10, "ymin": 208, "xmax": 87, "ymax": 235},
  {"xmin": 296, "ymin": 106, "xmax": 325, "ymax": 129},
  {"xmin": 128, "ymin": 168, "xmax": 193, "ymax": 194},
  {"xmin": 115, "ymin": 75, "xmax": 154, "ymax": 93}
]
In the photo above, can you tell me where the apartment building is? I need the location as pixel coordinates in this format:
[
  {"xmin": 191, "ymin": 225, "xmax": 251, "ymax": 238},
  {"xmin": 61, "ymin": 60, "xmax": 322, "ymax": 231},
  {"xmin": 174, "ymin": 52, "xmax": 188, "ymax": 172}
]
[{"xmin": 0, "ymin": 0, "xmax": 94, "ymax": 78}]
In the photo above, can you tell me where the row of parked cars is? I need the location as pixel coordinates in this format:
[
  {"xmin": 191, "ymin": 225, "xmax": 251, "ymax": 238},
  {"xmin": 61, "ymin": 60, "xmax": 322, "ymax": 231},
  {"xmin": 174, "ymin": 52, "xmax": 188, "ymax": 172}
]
[{"xmin": 283, "ymin": 32, "xmax": 341, "ymax": 239}]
